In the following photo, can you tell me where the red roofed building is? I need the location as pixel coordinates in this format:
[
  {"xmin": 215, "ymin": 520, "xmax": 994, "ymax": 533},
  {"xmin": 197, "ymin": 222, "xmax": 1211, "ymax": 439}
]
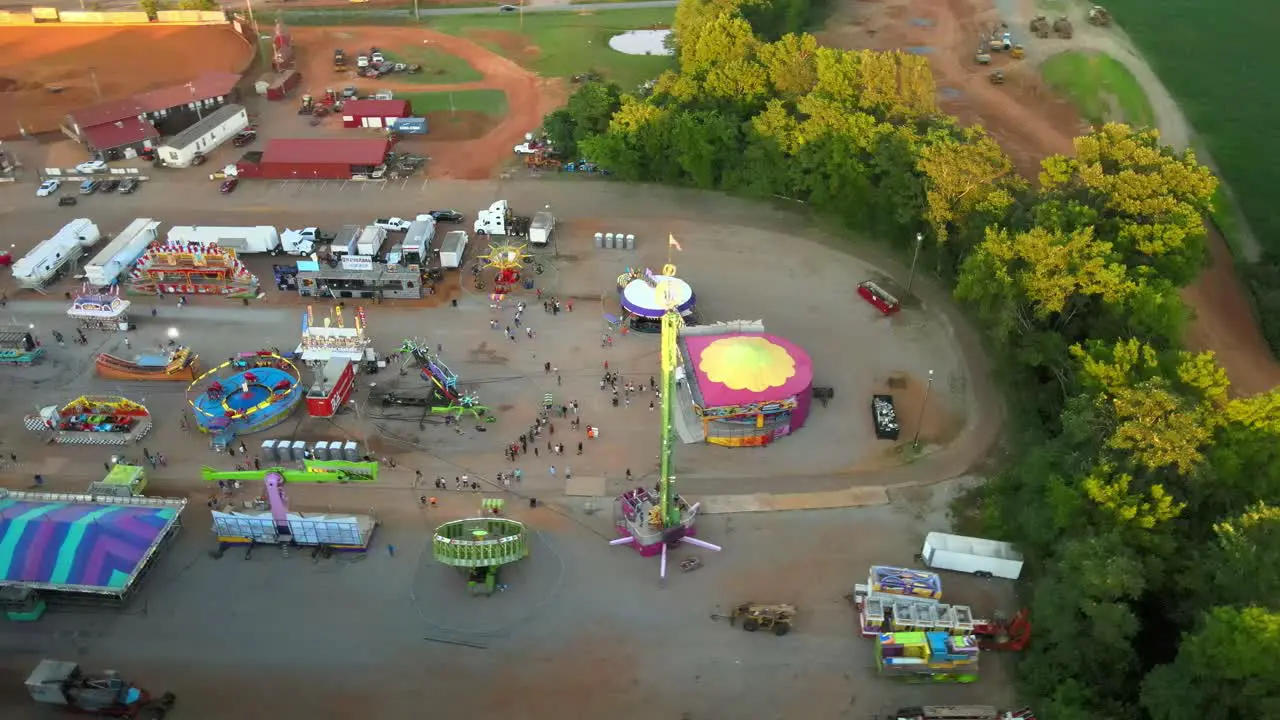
[
  {"xmin": 340, "ymin": 99, "xmax": 412, "ymax": 129},
  {"xmin": 240, "ymin": 138, "xmax": 391, "ymax": 180},
  {"xmin": 61, "ymin": 72, "xmax": 242, "ymax": 159}
]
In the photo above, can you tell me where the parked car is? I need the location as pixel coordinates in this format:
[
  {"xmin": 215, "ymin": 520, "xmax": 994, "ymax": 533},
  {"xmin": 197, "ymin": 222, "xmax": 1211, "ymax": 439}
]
[
  {"xmin": 220, "ymin": 178, "xmax": 238, "ymax": 194},
  {"xmin": 58, "ymin": 196, "xmax": 77, "ymax": 207},
  {"xmin": 233, "ymin": 131, "xmax": 257, "ymax": 147},
  {"xmin": 99, "ymin": 179, "xmax": 119, "ymax": 193},
  {"xmin": 428, "ymin": 209, "xmax": 464, "ymax": 223},
  {"xmin": 191, "ymin": 153, "xmax": 208, "ymax": 166},
  {"xmin": 499, "ymin": 4, "xmax": 516, "ymax": 10},
  {"xmin": 371, "ymin": 52, "xmax": 385, "ymax": 64},
  {"xmin": 75, "ymin": 160, "xmax": 108, "ymax": 174},
  {"xmin": 118, "ymin": 178, "xmax": 140, "ymax": 194},
  {"xmin": 375, "ymin": 217, "xmax": 411, "ymax": 232},
  {"xmin": 356, "ymin": 55, "xmax": 370, "ymax": 68},
  {"xmin": 36, "ymin": 179, "xmax": 60, "ymax": 197},
  {"xmin": 79, "ymin": 180, "xmax": 99, "ymax": 195}
]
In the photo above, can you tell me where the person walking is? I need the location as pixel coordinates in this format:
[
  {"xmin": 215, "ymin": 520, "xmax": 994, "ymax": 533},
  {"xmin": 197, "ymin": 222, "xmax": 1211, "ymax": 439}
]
[
  {"xmin": 549, "ymin": 465, "xmax": 556, "ymax": 478},
  {"xmin": 577, "ymin": 442, "xmax": 583, "ymax": 455}
]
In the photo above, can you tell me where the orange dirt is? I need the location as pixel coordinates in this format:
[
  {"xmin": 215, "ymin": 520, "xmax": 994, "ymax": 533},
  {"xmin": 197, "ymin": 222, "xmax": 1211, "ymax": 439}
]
[
  {"xmin": 820, "ymin": 0, "xmax": 1280, "ymax": 395},
  {"xmin": 290, "ymin": 26, "xmax": 565, "ymax": 179},
  {"xmin": 0, "ymin": 25, "xmax": 253, "ymax": 137},
  {"xmin": 420, "ymin": 110, "xmax": 499, "ymax": 141}
]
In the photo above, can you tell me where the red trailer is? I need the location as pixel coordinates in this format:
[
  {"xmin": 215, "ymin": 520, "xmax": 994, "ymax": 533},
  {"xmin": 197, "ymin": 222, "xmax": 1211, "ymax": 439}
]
[
  {"xmin": 266, "ymin": 70, "xmax": 302, "ymax": 101},
  {"xmin": 305, "ymin": 358, "xmax": 355, "ymax": 418}
]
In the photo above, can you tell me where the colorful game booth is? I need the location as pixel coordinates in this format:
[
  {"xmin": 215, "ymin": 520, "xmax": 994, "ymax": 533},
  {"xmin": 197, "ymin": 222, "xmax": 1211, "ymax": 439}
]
[
  {"xmin": 67, "ymin": 290, "xmax": 131, "ymax": 332},
  {"xmin": 96, "ymin": 347, "xmax": 199, "ymax": 382},
  {"xmin": 25, "ymin": 396, "xmax": 153, "ymax": 446},
  {"xmin": 0, "ymin": 489, "xmax": 186, "ymax": 608},
  {"xmin": 0, "ymin": 326, "xmax": 43, "ymax": 365},
  {"xmin": 678, "ymin": 329, "xmax": 814, "ymax": 447},
  {"xmin": 616, "ymin": 267, "xmax": 696, "ymax": 332},
  {"xmin": 187, "ymin": 352, "xmax": 303, "ymax": 444},
  {"xmin": 201, "ymin": 462, "xmax": 379, "ymax": 550}
]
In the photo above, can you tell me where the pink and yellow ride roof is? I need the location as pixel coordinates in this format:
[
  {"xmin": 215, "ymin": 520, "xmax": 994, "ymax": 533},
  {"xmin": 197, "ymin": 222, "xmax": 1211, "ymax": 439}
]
[{"xmin": 684, "ymin": 333, "xmax": 813, "ymax": 408}]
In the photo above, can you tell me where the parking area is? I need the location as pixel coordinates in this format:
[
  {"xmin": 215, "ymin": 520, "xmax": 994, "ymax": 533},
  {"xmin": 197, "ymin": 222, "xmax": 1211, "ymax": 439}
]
[{"xmin": 265, "ymin": 176, "xmax": 435, "ymax": 197}]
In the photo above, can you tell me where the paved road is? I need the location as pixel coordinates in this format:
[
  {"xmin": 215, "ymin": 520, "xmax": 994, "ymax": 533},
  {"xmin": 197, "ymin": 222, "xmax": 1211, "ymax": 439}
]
[{"xmin": 275, "ymin": 0, "xmax": 679, "ymax": 18}]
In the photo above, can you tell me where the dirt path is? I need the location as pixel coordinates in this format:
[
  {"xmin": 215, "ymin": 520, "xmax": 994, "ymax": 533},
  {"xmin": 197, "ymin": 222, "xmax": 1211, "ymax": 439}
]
[
  {"xmin": 292, "ymin": 26, "xmax": 565, "ymax": 178},
  {"xmin": 819, "ymin": 0, "xmax": 1280, "ymax": 396}
]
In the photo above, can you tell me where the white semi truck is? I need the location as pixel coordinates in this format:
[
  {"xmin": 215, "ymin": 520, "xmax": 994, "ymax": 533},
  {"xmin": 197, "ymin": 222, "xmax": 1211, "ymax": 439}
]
[
  {"xmin": 920, "ymin": 532, "xmax": 1024, "ymax": 580},
  {"xmin": 12, "ymin": 219, "xmax": 101, "ymax": 290},
  {"xmin": 167, "ymin": 226, "xmax": 282, "ymax": 254},
  {"xmin": 529, "ymin": 211, "xmax": 555, "ymax": 245},
  {"xmin": 474, "ymin": 200, "xmax": 513, "ymax": 236}
]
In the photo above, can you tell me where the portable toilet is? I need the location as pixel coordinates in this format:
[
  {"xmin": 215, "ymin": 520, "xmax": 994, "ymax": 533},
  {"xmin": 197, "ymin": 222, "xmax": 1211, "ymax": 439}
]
[
  {"xmin": 291, "ymin": 440, "xmax": 307, "ymax": 462},
  {"xmin": 604, "ymin": 233, "xmax": 615, "ymax": 249},
  {"xmin": 260, "ymin": 439, "xmax": 278, "ymax": 463},
  {"xmin": 594, "ymin": 232, "xmax": 603, "ymax": 249},
  {"xmin": 312, "ymin": 441, "xmax": 329, "ymax": 461},
  {"xmin": 343, "ymin": 441, "xmax": 359, "ymax": 461},
  {"xmin": 625, "ymin": 234, "xmax": 636, "ymax": 250}
]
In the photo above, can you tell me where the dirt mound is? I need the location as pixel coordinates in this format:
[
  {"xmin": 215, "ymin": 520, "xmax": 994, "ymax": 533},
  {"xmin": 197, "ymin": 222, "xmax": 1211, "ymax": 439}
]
[
  {"xmin": 0, "ymin": 25, "xmax": 252, "ymax": 137},
  {"xmin": 421, "ymin": 111, "xmax": 499, "ymax": 141}
]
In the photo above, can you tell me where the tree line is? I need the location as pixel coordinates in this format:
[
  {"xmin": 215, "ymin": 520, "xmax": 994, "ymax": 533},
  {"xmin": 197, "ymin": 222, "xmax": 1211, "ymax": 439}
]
[{"xmin": 544, "ymin": 0, "xmax": 1280, "ymax": 717}]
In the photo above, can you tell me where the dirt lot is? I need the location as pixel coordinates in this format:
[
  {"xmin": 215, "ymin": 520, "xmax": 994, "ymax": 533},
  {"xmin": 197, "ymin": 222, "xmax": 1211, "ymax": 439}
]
[
  {"xmin": 0, "ymin": 25, "xmax": 253, "ymax": 137},
  {"xmin": 288, "ymin": 26, "xmax": 564, "ymax": 179},
  {"xmin": 819, "ymin": 0, "xmax": 1280, "ymax": 396}
]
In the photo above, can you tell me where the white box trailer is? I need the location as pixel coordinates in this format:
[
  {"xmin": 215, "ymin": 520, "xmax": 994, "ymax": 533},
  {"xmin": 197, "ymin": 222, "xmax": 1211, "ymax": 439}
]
[
  {"xmin": 529, "ymin": 211, "xmax": 555, "ymax": 245},
  {"xmin": 439, "ymin": 231, "xmax": 468, "ymax": 269},
  {"xmin": 921, "ymin": 532, "xmax": 1023, "ymax": 580},
  {"xmin": 356, "ymin": 225, "xmax": 387, "ymax": 256},
  {"xmin": 12, "ymin": 219, "xmax": 101, "ymax": 290},
  {"xmin": 167, "ymin": 226, "xmax": 281, "ymax": 254},
  {"xmin": 402, "ymin": 217, "xmax": 437, "ymax": 264},
  {"xmin": 84, "ymin": 218, "xmax": 161, "ymax": 288}
]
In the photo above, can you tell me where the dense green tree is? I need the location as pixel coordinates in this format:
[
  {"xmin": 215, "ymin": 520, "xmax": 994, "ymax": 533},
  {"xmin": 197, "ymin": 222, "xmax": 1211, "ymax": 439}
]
[
  {"xmin": 542, "ymin": 82, "xmax": 623, "ymax": 160},
  {"xmin": 1142, "ymin": 606, "xmax": 1280, "ymax": 720}
]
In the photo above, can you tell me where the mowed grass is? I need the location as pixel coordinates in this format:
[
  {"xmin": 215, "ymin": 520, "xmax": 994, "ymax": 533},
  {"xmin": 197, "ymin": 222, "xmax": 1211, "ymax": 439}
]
[
  {"xmin": 426, "ymin": 8, "xmax": 676, "ymax": 89},
  {"xmin": 400, "ymin": 89, "xmax": 509, "ymax": 116},
  {"xmin": 383, "ymin": 46, "xmax": 484, "ymax": 84},
  {"xmin": 1040, "ymin": 51, "xmax": 1155, "ymax": 128},
  {"xmin": 1098, "ymin": 0, "xmax": 1278, "ymax": 246}
]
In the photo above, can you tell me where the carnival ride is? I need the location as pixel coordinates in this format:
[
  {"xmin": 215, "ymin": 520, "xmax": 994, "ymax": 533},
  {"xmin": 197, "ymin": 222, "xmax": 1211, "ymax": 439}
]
[
  {"xmin": 96, "ymin": 346, "xmax": 199, "ymax": 382},
  {"xmin": 201, "ymin": 461, "xmax": 379, "ymax": 549},
  {"xmin": 385, "ymin": 339, "xmax": 492, "ymax": 422},
  {"xmin": 25, "ymin": 396, "xmax": 152, "ymax": 446},
  {"xmin": 616, "ymin": 267, "xmax": 696, "ymax": 332},
  {"xmin": 433, "ymin": 501, "xmax": 529, "ymax": 596},
  {"xmin": 473, "ymin": 241, "xmax": 534, "ymax": 294},
  {"xmin": 297, "ymin": 305, "xmax": 372, "ymax": 367},
  {"xmin": 609, "ymin": 241, "xmax": 722, "ymax": 581},
  {"xmin": 126, "ymin": 240, "xmax": 258, "ymax": 297},
  {"xmin": 67, "ymin": 287, "xmax": 131, "ymax": 332},
  {"xmin": 0, "ymin": 327, "xmax": 43, "ymax": 365},
  {"xmin": 187, "ymin": 352, "xmax": 303, "ymax": 439}
]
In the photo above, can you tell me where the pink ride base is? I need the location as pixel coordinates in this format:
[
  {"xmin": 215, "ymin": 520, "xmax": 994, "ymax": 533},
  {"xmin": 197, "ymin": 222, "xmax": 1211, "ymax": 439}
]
[{"xmin": 616, "ymin": 525, "xmax": 700, "ymax": 557}]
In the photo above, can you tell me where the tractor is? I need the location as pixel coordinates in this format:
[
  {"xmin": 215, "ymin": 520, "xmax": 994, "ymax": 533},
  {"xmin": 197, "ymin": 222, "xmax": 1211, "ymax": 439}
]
[
  {"xmin": 1053, "ymin": 16, "xmax": 1073, "ymax": 39},
  {"xmin": 1088, "ymin": 5, "xmax": 1112, "ymax": 26},
  {"xmin": 298, "ymin": 94, "xmax": 314, "ymax": 115},
  {"xmin": 989, "ymin": 70, "xmax": 1006, "ymax": 85},
  {"xmin": 713, "ymin": 602, "xmax": 797, "ymax": 636},
  {"xmin": 974, "ymin": 608, "xmax": 1031, "ymax": 651}
]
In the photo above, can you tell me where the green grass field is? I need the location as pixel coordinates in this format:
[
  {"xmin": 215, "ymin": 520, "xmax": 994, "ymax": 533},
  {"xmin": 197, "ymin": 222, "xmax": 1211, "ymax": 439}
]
[
  {"xmin": 425, "ymin": 8, "xmax": 675, "ymax": 89},
  {"xmin": 1040, "ymin": 51, "xmax": 1155, "ymax": 128},
  {"xmin": 400, "ymin": 89, "xmax": 509, "ymax": 116},
  {"xmin": 383, "ymin": 47, "xmax": 484, "ymax": 84},
  {"xmin": 1097, "ymin": 0, "xmax": 1277, "ymax": 247}
]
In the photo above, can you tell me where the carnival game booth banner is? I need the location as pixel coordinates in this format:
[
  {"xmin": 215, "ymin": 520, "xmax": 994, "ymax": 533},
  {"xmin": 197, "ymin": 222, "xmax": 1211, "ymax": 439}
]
[
  {"xmin": 679, "ymin": 332, "xmax": 814, "ymax": 448},
  {"xmin": 26, "ymin": 396, "xmax": 152, "ymax": 446}
]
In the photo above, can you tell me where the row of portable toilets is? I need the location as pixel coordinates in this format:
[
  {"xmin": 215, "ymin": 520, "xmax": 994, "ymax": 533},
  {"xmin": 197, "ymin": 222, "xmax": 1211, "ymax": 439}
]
[
  {"xmin": 259, "ymin": 439, "xmax": 363, "ymax": 463},
  {"xmin": 594, "ymin": 232, "xmax": 636, "ymax": 250}
]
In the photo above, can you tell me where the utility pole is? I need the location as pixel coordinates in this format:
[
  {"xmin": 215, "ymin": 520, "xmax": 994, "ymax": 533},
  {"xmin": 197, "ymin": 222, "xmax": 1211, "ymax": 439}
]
[
  {"xmin": 912, "ymin": 369, "xmax": 935, "ymax": 450},
  {"xmin": 906, "ymin": 232, "xmax": 923, "ymax": 296},
  {"xmin": 413, "ymin": 0, "xmax": 420, "ymax": 22},
  {"xmin": 519, "ymin": 0, "xmax": 524, "ymax": 33},
  {"xmin": 244, "ymin": 0, "xmax": 257, "ymax": 37},
  {"xmin": 88, "ymin": 68, "xmax": 102, "ymax": 101}
]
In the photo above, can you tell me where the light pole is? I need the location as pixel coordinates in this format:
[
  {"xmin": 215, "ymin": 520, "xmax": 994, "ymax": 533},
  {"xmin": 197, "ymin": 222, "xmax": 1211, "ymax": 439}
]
[
  {"xmin": 906, "ymin": 232, "xmax": 923, "ymax": 296},
  {"xmin": 912, "ymin": 369, "xmax": 934, "ymax": 450}
]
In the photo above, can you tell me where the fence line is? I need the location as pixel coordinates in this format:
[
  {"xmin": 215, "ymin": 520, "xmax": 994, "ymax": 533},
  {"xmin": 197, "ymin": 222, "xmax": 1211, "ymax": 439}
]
[{"xmin": 0, "ymin": 8, "xmax": 231, "ymax": 26}]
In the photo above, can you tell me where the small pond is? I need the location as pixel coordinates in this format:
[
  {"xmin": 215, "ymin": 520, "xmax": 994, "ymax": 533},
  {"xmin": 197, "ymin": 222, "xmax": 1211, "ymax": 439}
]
[{"xmin": 608, "ymin": 29, "xmax": 673, "ymax": 56}]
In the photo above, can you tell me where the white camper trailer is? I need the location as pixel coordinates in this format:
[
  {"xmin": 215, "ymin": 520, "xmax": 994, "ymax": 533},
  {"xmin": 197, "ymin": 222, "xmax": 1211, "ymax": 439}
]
[
  {"xmin": 12, "ymin": 219, "xmax": 101, "ymax": 290},
  {"xmin": 84, "ymin": 218, "xmax": 161, "ymax": 288},
  {"xmin": 167, "ymin": 226, "xmax": 282, "ymax": 254}
]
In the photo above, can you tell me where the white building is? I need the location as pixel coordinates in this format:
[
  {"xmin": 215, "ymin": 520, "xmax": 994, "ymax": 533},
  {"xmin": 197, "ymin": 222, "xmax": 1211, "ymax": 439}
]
[{"xmin": 157, "ymin": 104, "xmax": 249, "ymax": 168}]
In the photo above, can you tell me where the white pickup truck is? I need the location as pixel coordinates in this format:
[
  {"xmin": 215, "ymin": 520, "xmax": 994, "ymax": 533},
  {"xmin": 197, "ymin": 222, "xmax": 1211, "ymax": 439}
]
[{"xmin": 374, "ymin": 217, "xmax": 411, "ymax": 233}]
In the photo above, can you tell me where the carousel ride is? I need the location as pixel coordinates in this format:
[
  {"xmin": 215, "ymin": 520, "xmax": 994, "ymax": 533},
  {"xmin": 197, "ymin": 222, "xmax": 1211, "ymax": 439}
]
[
  {"xmin": 187, "ymin": 352, "xmax": 303, "ymax": 439},
  {"xmin": 67, "ymin": 285, "xmax": 131, "ymax": 332},
  {"xmin": 609, "ymin": 243, "xmax": 722, "ymax": 582},
  {"xmin": 472, "ymin": 241, "xmax": 536, "ymax": 295},
  {"xmin": 433, "ymin": 502, "xmax": 529, "ymax": 596}
]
